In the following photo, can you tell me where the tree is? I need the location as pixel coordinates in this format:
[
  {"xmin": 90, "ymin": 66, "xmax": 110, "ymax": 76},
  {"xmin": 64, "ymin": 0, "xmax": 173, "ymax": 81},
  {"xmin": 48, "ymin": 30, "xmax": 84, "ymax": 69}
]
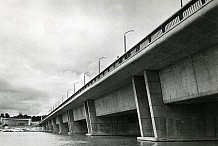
[
  {"xmin": 24, "ymin": 114, "xmax": 30, "ymax": 119},
  {"xmin": 18, "ymin": 113, "xmax": 24, "ymax": 118},
  {"xmin": 0, "ymin": 113, "xmax": 4, "ymax": 117},
  {"xmin": 5, "ymin": 113, "xmax": 10, "ymax": 118}
]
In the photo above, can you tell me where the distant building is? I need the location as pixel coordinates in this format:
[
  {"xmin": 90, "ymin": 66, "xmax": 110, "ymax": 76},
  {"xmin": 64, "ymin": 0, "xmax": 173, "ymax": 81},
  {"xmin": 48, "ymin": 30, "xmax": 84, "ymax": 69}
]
[{"xmin": 0, "ymin": 117, "xmax": 31, "ymax": 126}]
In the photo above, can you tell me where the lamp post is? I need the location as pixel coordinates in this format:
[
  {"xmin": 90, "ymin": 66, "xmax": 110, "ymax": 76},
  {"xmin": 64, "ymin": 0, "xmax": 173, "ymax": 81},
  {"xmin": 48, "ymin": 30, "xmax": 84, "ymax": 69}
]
[
  {"xmin": 124, "ymin": 30, "xmax": 134, "ymax": 53},
  {"xmin": 99, "ymin": 57, "xmax": 106, "ymax": 73},
  {"xmin": 61, "ymin": 94, "xmax": 65, "ymax": 102},
  {"xmin": 67, "ymin": 89, "xmax": 72, "ymax": 98},
  {"xmin": 84, "ymin": 72, "xmax": 89, "ymax": 85},
  {"xmin": 73, "ymin": 82, "xmax": 79, "ymax": 93}
]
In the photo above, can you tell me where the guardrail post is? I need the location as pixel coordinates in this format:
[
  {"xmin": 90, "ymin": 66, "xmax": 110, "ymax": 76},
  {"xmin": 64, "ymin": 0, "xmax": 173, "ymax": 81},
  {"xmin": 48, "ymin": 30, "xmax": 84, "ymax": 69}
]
[
  {"xmin": 162, "ymin": 25, "xmax": 166, "ymax": 33},
  {"xmin": 148, "ymin": 36, "xmax": 151, "ymax": 43},
  {"xmin": 178, "ymin": 12, "xmax": 184, "ymax": 20},
  {"xmin": 201, "ymin": 0, "xmax": 205, "ymax": 4}
]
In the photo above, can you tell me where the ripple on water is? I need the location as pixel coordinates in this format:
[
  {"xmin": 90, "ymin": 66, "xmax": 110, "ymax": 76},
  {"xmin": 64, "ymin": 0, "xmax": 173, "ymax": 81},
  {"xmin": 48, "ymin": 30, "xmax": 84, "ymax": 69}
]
[{"xmin": 0, "ymin": 132, "xmax": 218, "ymax": 146}]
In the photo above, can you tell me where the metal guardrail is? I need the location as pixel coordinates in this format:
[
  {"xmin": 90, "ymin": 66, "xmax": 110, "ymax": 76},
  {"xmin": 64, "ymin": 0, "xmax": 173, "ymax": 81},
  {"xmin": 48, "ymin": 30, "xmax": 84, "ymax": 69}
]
[{"xmin": 47, "ymin": 0, "xmax": 211, "ymax": 118}]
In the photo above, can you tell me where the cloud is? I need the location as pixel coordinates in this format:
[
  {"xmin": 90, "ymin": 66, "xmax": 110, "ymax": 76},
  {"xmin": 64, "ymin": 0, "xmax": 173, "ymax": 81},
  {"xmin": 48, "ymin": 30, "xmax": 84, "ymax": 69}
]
[
  {"xmin": 0, "ymin": 78, "xmax": 49, "ymax": 115},
  {"xmin": 0, "ymin": 0, "xmax": 191, "ymax": 116}
]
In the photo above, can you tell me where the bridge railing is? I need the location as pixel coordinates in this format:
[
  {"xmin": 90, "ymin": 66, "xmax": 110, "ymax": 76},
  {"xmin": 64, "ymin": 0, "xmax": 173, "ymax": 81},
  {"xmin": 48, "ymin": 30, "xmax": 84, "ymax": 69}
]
[{"xmin": 48, "ymin": 0, "xmax": 211, "ymax": 117}]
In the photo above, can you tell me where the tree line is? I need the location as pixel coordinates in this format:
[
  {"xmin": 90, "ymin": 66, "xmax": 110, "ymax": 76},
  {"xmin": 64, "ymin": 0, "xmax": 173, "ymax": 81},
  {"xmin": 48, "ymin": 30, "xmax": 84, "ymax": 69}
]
[{"xmin": 0, "ymin": 113, "xmax": 46, "ymax": 122}]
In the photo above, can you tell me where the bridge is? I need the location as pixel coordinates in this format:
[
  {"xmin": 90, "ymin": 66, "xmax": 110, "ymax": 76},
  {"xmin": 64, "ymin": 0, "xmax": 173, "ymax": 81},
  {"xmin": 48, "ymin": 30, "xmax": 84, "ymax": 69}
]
[{"xmin": 40, "ymin": 0, "xmax": 218, "ymax": 141}]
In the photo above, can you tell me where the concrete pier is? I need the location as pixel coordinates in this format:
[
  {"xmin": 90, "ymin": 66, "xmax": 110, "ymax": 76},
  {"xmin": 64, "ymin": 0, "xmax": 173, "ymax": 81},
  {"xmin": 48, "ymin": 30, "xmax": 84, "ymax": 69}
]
[
  {"xmin": 137, "ymin": 71, "xmax": 218, "ymax": 141},
  {"xmin": 67, "ymin": 110, "xmax": 87, "ymax": 134},
  {"xmin": 56, "ymin": 115, "xmax": 68, "ymax": 134},
  {"xmin": 51, "ymin": 119, "xmax": 59, "ymax": 133},
  {"xmin": 84, "ymin": 100, "xmax": 140, "ymax": 136},
  {"xmin": 132, "ymin": 76, "xmax": 153, "ymax": 137},
  {"xmin": 48, "ymin": 120, "xmax": 53, "ymax": 132}
]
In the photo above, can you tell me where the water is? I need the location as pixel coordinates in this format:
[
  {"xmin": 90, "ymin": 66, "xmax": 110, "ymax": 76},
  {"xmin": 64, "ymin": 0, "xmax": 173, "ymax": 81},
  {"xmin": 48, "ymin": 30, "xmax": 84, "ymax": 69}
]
[{"xmin": 0, "ymin": 132, "xmax": 218, "ymax": 146}]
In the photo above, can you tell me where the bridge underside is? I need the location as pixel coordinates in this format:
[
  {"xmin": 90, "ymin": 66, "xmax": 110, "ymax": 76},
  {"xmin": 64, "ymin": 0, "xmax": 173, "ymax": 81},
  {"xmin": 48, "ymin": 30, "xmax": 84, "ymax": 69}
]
[
  {"xmin": 42, "ymin": 68, "xmax": 218, "ymax": 141},
  {"xmin": 41, "ymin": 0, "xmax": 218, "ymax": 141}
]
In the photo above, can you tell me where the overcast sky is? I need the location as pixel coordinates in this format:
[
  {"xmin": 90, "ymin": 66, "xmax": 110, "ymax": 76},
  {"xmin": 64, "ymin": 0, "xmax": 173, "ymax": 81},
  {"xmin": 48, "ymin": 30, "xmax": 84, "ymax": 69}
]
[{"xmin": 0, "ymin": 0, "xmax": 191, "ymax": 116}]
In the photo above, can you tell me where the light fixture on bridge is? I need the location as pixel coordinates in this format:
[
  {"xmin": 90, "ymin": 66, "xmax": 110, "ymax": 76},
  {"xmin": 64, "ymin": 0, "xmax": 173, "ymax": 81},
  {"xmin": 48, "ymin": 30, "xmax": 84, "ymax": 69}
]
[
  {"xmin": 67, "ymin": 89, "xmax": 72, "ymax": 98},
  {"xmin": 84, "ymin": 72, "xmax": 89, "ymax": 85},
  {"xmin": 99, "ymin": 57, "xmax": 106, "ymax": 73},
  {"xmin": 124, "ymin": 30, "xmax": 134, "ymax": 53},
  {"xmin": 73, "ymin": 82, "xmax": 79, "ymax": 93},
  {"xmin": 61, "ymin": 94, "xmax": 65, "ymax": 102}
]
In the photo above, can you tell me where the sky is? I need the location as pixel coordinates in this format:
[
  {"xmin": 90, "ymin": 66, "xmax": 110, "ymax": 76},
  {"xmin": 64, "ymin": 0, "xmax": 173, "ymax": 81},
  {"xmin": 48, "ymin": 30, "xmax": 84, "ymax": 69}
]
[{"xmin": 0, "ymin": 0, "xmax": 191, "ymax": 116}]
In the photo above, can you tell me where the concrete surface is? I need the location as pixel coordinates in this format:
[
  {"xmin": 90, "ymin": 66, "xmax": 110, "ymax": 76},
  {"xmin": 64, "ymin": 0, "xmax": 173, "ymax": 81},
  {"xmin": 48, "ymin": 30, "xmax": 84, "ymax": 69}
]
[
  {"xmin": 132, "ymin": 76, "xmax": 153, "ymax": 137},
  {"xmin": 95, "ymin": 83, "xmax": 136, "ymax": 116},
  {"xmin": 160, "ymin": 45, "xmax": 218, "ymax": 103},
  {"xmin": 73, "ymin": 105, "xmax": 86, "ymax": 121}
]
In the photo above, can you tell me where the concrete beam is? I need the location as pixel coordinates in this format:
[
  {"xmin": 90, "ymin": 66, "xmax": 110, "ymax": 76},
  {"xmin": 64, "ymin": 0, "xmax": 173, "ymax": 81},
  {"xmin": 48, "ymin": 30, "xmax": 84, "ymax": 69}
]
[
  {"xmin": 95, "ymin": 83, "xmax": 136, "ymax": 116},
  {"xmin": 73, "ymin": 106, "xmax": 86, "ymax": 121},
  {"xmin": 159, "ymin": 44, "xmax": 218, "ymax": 103}
]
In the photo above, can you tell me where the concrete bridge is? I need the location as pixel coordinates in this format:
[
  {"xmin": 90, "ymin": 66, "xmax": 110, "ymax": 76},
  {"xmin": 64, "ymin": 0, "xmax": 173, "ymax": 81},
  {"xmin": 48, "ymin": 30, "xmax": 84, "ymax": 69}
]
[{"xmin": 40, "ymin": 0, "xmax": 218, "ymax": 141}]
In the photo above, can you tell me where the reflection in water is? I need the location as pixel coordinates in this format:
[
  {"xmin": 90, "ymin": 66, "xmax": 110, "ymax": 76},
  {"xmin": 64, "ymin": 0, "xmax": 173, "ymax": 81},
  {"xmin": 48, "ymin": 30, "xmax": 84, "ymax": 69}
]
[{"xmin": 0, "ymin": 132, "xmax": 218, "ymax": 146}]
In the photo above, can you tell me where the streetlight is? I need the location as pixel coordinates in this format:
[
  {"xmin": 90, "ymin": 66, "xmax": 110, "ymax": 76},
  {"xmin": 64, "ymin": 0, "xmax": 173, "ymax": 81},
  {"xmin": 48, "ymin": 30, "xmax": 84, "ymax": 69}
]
[
  {"xmin": 61, "ymin": 94, "xmax": 65, "ymax": 102},
  {"xmin": 73, "ymin": 82, "xmax": 79, "ymax": 93},
  {"xmin": 67, "ymin": 89, "xmax": 72, "ymax": 98},
  {"xmin": 99, "ymin": 57, "xmax": 106, "ymax": 73},
  {"xmin": 84, "ymin": 72, "xmax": 89, "ymax": 85},
  {"xmin": 124, "ymin": 30, "xmax": 134, "ymax": 53}
]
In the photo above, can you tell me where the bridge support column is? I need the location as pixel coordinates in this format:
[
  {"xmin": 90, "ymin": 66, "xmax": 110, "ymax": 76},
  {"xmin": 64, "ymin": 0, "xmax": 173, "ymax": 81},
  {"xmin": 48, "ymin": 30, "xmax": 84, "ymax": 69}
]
[
  {"xmin": 51, "ymin": 118, "xmax": 59, "ymax": 133},
  {"xmin": 42, "ymin": 124, "xmax": 46, "ymax": 131},
  {"xmin": 132, "ymin": 76, "xmax": 154, "ymax": 138},
  {"xmin": 48, "ymin": 120, "xmax": 53, "ymax": 132},
  {"xmin": 44, "ymin": 122, "xmax": 48, "ymax": 131},
  {"xmin": 44, "ymin": 122, "xmax": 50, "ymax": 131},
  {"xmin": 136, "ymin": 70, "xmax": 218, "ymax": 141},
  {"xmin": 142, "ymin": 70, "xmax": 166, "ymax": 141},
  {"xmin": 57, "ymin": 115, "xmax": 68, "ymax": 134},
  {"xmin": 67, "ymin": 110, "xmax": 87, "ymax": 134},
  {"xmin": 84, "ymin": 100, "xmax": 96, "ymax": 135},
  {"xmin": 84, "ymin": 99, "xmax": 131, "ymax": 136},
  {"xmin": 84, "ymin": 99, "xmax": 111, "ymax": 135},
  {"xmin": 46, "ymin": 122, "xmax": 50, "ymax": 131}
]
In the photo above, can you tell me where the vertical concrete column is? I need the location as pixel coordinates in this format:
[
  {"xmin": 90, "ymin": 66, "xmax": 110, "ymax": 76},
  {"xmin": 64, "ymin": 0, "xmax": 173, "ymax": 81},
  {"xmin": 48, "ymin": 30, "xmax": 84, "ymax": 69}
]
[
  {"xmin": 48, "ymin": 120, "xmax": 53, "ymax": 132},
  {"xmin": 51, "ymin": 118, "xmax": 59, "ymax": 133},
  {"xmin": 44, "ymin": 122, "xmax": 48, "ymax": 131},
  {"xmin": 143, "ymin": 70, "xmax": 166, "ymax": 140},
  {"xmin": 132, "ymin": 76, "xmax": 154, "ymax": 138},
  {"xmin": 84, "ymin": 100, "xmax": 95, "ymax": 135},
  {"xmin": 67, "ymin": 110, "xmax": 74, "ymax": 134},
  {"xmin": 47, "ymin": 122, "xmax": 50, "ymax": 131},
  {"xmin": 84, "ymin": 99, "xmax": 110, "ymax": 135},
  {"xmin": 57, "ymin": 115, "xmax": 68, "ymax": 134},
  {"xmin": 42, "ymin": 124, "xmax": 46, "ymax": 131},
  {"xmin": 46, "ymin": 122, "xmax": 50, "ymax": 131},
  {"xmin": 67, "ymin": 110, "xmax": 87, "ymax": 134},
  {"xmin": 84, "ymin": 99, "xmax": 140, "ymax": 136}
]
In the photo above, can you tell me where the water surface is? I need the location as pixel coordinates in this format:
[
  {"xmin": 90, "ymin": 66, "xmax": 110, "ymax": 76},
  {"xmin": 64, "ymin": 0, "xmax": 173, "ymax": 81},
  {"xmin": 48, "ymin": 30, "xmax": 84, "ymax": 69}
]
[{"xmin": 0, "ymin": 132, "xmax": 218, "ymax": 146}]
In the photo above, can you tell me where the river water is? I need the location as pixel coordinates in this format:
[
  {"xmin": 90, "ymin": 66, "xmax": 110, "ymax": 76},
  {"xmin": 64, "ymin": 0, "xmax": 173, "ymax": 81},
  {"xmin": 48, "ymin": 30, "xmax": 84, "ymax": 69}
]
[{"xmin": 0, "ymin": 132, "xmax": 218, "ymax": 146}]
